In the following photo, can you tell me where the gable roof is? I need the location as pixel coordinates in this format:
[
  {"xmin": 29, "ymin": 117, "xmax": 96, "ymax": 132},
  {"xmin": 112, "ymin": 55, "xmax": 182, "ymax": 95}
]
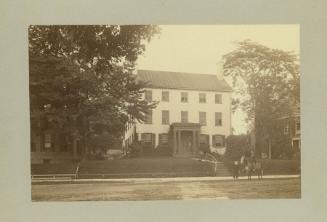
[{"xmin": 136, "ymin": 69, "xmax": 233, "ymax": 92}]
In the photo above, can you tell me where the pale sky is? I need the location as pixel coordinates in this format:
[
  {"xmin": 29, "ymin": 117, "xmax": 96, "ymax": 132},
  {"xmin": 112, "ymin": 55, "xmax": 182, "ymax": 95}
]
[{"xmin": 136, "ymin": 25, "xmax": 300, "ymax": 134}]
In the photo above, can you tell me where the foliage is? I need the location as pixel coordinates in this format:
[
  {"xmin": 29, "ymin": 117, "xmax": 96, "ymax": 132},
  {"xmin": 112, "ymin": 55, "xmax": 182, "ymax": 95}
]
[
  {"xmin": 223, "ymin": 40, "xmax": 300, "ymax": 157},
  {"xmin": 29, "ymin": 25, "xmax": 160, "ymax": 152},
  {"xmin": 225, "ymin": 134, "xmax": 251, "ymax": 160}
]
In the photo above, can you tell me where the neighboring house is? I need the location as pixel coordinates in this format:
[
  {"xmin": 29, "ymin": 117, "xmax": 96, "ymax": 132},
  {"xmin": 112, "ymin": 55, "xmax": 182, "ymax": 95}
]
[
  {"xmin": 123, "ymin": 66, "xmax": 233, "ymax": 157},
  {"xmin": 251, "ymin": 101, "xmax": 301, "ymax": 159},
  {"xmin": 30, "ymin": 110, "xmax": 123, "ymax": 163},
  {"xmin": 30, "ymin": 110, "xmax": 83, "ymax": 164},
  {"xmin": 276, "ymin": 102, "xmax": 301, "ymax": 157}
]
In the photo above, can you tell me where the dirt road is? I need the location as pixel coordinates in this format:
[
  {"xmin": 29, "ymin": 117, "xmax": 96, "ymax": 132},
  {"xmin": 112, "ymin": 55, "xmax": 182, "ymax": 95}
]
[{"xmin": 32, "ymin": 177, "xmax": 300, "ymax": 201}]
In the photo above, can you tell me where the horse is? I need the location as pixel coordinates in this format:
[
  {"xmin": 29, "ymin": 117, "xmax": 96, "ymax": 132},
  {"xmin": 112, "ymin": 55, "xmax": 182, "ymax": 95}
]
[
  {"xmin": 254, "ymin": 161, "xmax": 263, "ymax": 180},
  {"xmin": 245, "ymin": 160, "xmax": 254, "ymax": 180}
]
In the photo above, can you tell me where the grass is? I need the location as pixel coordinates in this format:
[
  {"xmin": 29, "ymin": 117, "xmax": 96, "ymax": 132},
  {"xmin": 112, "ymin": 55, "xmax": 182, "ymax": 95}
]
[
  {"xmin": 78, "ymin": 157, "xmax": 217, "ymax": 177},
  {"xmin": 31, "ymin": 162, "xmax": 78, "ymax": 174}
]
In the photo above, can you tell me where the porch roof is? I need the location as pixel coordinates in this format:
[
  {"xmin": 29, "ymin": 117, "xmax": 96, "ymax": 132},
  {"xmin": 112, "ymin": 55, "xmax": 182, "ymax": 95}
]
[{"xmin": 170, "ymin": 122, "xmax": 201, "ymax": 131}]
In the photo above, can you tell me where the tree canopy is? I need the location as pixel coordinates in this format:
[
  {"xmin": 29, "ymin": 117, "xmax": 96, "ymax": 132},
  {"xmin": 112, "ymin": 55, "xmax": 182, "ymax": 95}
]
[
  {"xmin": 29, "ymin": 25, "xmax": 160, "ymax": 152},
  {"xmin": 223, "ymin": 40, "xmax": 300, "ymax": 157}
]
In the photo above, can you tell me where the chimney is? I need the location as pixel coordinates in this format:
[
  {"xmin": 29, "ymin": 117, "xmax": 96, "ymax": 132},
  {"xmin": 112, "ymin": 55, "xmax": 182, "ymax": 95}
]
[{"xmin": 216, "ymin": 60, "xmax": 224, "ymax": 80}]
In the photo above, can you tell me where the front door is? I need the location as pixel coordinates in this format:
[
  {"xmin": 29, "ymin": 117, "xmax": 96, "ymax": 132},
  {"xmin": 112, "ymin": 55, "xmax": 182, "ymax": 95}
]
[{"xmin": 178, "ymin": 131, "xmax": 193, "ymax": 157}]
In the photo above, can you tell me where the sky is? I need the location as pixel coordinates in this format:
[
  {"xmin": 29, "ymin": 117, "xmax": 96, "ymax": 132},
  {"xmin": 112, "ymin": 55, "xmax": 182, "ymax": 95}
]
[{"xmin": 136, "ymin": 25, "xmax": 300, "ymax": 134}]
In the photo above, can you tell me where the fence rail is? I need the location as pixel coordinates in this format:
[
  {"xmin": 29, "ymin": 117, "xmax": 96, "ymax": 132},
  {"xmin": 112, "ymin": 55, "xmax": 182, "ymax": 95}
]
[{"xmin": 31, "ymin": 174, "xmax": 76, "ymax": 180}]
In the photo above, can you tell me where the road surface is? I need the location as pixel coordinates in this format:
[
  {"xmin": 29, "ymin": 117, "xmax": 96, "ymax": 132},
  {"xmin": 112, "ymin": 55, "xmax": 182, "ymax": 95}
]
[{"xmin": 32, "ymin": 178, "xmax": 300, "ymax": 201}]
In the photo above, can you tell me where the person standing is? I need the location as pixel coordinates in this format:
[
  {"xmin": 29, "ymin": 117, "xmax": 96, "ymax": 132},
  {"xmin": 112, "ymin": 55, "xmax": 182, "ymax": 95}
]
[{"xmin": 232, "ymin": 159, "xmax": 239, "ymax": 180}]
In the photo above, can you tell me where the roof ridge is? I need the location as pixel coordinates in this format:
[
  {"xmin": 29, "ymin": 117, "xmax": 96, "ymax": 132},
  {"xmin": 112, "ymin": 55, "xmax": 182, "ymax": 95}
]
[
  {"xmin": 138, "ymin": 69, "xmax": 217, "ymax": 77},
  {"xmin": 136, "ymin": 69, "xmax": 233, "ymax": 92}
]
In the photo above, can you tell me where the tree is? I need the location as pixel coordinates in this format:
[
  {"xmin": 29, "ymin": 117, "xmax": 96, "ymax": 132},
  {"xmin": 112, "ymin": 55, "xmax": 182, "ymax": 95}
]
[
  {"xmin": 225, "ymin": 135, "xmax": 251, "ymax": 160},
  {"xmin": 223, "ymin": 40, "xmax": 300, "ymax": 158},
  {"xmin": 29, "ymin": 25, "xmax": 160, "ymax": 155}
]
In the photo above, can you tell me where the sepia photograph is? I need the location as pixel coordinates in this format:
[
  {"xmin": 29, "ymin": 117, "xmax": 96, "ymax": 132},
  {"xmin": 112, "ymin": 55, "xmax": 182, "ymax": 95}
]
[{"xmin": 29, "ymin": 25, "xmax": 301, "ymax": 201}]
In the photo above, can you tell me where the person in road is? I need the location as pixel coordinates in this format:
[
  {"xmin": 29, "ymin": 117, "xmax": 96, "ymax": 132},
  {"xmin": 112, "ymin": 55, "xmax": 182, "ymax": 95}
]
[{"xmin": 232, "ymin": 159, "xmax": 239, "ymax": 180}]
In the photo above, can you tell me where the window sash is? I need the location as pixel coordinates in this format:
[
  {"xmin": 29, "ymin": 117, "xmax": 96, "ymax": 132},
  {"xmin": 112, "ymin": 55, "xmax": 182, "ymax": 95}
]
[
  {"xmin": 199, "ymin": 112, "xmax": 206, "ymax": 125},
  {"xmin": 162, "ymin": 110, "xmax": 169, "ymax": 125},
  {"xmin": 181, "ymin": 92, "xmax": 188, "ymax": 102},
  {"xmin": 142, "ymin": 133, "xmax": 153, "ymax": 142},
  {"xmin": 200, "ymin": 134, "xmax": 209, "ymax": 145},
  {"xmin": 145, "ymin": 110, "xmax": 152, "ymax": 124},
  {"xmin": 162, "ymin": 91, "xmax": 169, "ymax": 102},
  {"xmin": 296, "ymin": 122, "xmax": 300, "ymax": 131},
  {"xmin": 215, "ymin": 112, "xmax": 222, "ymax": 126},
  {"xmin": 215, "ymin": 94, "xmax": 222, "ymax": 104},
  {"xmin": 284, "ymin": 125, "xmax": 289, "ymax": 134},
  {"xmin": 199, "ymin": 93, "xmax": 206, "ymax": 103},
  {"xmin": 44, "ymin": 133, "xmax": 52, "ymax": 150},
  {"xmin": 212, "ymin": 135, "xmax": 225, "ymax": 147},
  {"xmin": 181, "ymin": 111, "xmax": 188, "ymax": 123},
  {"xmin": 159, "ymin": 134, "xmax": 169, "ymax": 145},
  {"xmin": 145, "ymin": 90, "xmax": 152, "ymax": 101}
]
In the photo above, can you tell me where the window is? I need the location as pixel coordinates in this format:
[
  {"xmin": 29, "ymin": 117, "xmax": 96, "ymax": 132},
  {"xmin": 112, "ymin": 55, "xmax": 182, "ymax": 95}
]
[
  {"xmin": 162, "ymin": 110, "xmax": 170, "ymax": 125},
  {"xmin": 141, "ymin": 133, "xmax": 153, "ymax": 143},
  {"xmin": 159, "ymin": 134, "xmax": 169, "ymax": 145},
  {"xmin": 296, "ymin": 121, "xmax": 301, "ymax": 132},
  {"xmin": 212, "ymin": 135, "xmax": 225, "ymax": 147},
  {"xmin": 181, "ymin": 111, "xmax": 188, "ymax": 123},
  {"xmin": 215, "ymin": 94, "xmax": 222, "ymax": 104},
  {"xmin": 200, "ymin": 134, "xmax": 209, "ymax": 146},
  {"xmin": 162, "ymin": 91, "xmax": 169, "ymax": 102},
  {"xmin": 199, "ymin": 112, "xmax": 206, "ymax": 126},
  {"xmin": 141, "ymin": 133, "xmax": 155, "ymax": 147},
  {"xmin": 215, "ymin": 112, "xmax": 222, "ymax": 126},
  {"xmin": 144, "ymin": 109, "xmax": 152, "ymax": 124},
  {"xmin": 284, "ymin": 124, "xmax": 289, "ymax": 135},
  {"xmin": 145, "ymin": 90, "xmax": 152, "ymax": 101},
  {"xmin": 199, "ymin": 93, "xmax": 206, "ymax": 103},
  {"xmin": 181, "ymin": 92, "xmax": 188, "ymax": 103},
  {"xmin": 44, "ymin": 133, "xmax": 52, "ymax": 151}
]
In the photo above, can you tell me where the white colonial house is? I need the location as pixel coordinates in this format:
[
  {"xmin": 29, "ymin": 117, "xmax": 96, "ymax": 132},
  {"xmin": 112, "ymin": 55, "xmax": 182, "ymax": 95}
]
[{"xmin": 123, "ymin": 65, "xmax": 233, "ymax": 157}]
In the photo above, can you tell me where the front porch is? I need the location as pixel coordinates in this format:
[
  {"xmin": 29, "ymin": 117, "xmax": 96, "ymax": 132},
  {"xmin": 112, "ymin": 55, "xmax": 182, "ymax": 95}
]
[{"xmin": 170, "ymin": 123, "xmax": 201, "ymax": 157}]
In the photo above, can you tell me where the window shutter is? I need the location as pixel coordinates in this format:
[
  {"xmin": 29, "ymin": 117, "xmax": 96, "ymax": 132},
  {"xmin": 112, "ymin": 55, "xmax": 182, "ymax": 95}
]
[{"xmin": 222, "ymin": 135, "xmax": 226, "ymax": 146}]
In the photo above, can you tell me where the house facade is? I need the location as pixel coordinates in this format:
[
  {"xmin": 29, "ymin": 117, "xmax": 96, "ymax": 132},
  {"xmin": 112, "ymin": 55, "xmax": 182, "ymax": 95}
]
[
  {"xmin": 123, "ymin": 68, "xmax": 233, "ymax": 157},
  {"xmin": 276, "ymin": 103, "xmax": 301, "ymax": 158},
  {"xmin": 30, "ymin": 111, "xmax": 84, "ymax": 164},
  {"xmin": 31, "ymin": 66, "xmax": 233, "ymax": 163},
  {"xmin": 252, "ymin": 101, "xmax": 301, "ymax": 159}
]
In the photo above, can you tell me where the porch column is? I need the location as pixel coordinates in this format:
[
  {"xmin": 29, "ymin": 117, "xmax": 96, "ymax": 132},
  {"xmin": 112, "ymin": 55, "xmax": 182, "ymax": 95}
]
[
  {"xmin": 173, "ymin": 130, "xmax": 177, "ymax": 155},
  {"xmin": 192, "ymin": 130, "xmax": 196, "ymax": 153},
  {"xmin": 177, "ymin": 130, "xmax": 181, "ymax": 154},
  {"xmin": 197, "ymin": 131, "xmax": 200, "ymax": 153}
]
